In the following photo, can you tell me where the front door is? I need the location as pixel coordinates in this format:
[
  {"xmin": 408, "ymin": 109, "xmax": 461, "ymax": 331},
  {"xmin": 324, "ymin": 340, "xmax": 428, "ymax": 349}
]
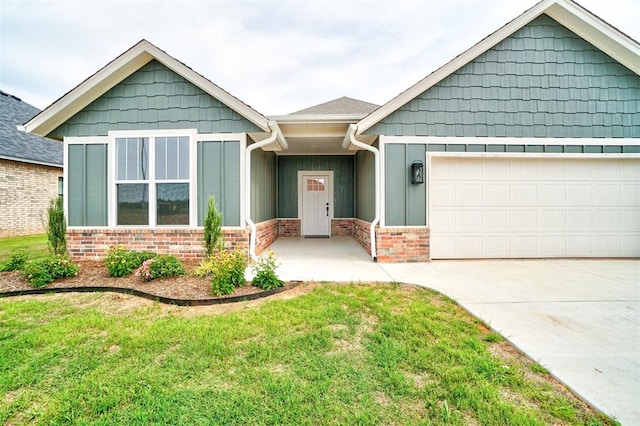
[{"xmin": 300, "ymin": 173, "xmax": 331, "ymax": 236}]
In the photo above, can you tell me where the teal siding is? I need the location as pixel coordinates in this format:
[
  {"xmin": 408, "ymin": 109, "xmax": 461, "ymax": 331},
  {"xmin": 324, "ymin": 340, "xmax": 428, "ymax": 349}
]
[
  {"xmin": 385, "ymin": 144, "xmax": 427, "ymax": 226},
  {"xmin": 366, "ymin": 15, "xmax": 640, "ymax": 138},
  {"xmin": 355, "ymin": 150, "xmax": 375, "ymax": 222},
  {"xmin": 277, "ymin": 156, "xmax": 354, "ymax": 218},
  {"xmin": 251, "ymin": 148, "xmax": 277, "ymax": 223},
  {"xmin": 50, "ymin": 60, "xmax": 262, "ymax": 138},
  {"xmin": 197, "ymin": 141, "xmax": 241, "ymax": 226},
  {"xmin": 67, "ymin": 144, "xmax": 108, "ymax": 226}
]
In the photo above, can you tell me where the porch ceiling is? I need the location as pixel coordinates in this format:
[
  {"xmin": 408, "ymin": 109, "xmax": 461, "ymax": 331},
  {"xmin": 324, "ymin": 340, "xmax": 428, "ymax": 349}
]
[{"xmin": 268, "ymin": 115, "xmax": 374, "ymax": 155}]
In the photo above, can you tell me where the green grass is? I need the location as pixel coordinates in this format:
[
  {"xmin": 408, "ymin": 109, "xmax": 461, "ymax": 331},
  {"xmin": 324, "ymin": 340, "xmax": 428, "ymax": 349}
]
[
  {"xmin": 0, "ymin": 284, "xmax": 617, "ymax": 425},
  {"xmin": 0, "ymin": 234, "xmax": 48, "ymax": 263}
]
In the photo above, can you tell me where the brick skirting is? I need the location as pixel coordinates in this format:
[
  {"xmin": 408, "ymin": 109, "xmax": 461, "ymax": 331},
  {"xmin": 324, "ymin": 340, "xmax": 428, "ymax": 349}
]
[
  {"xmin": 254, "ymin": 219, "xmax": 279, "ymax": 255},
  {"xmin": 375, "ymin": 226, "xmax": 430, "ymax": 263},
  {"xmin": 353, "ymin": 219, "xmax": 373, "ymax": 256},
  {"xmin": 331, "ymin": 219, "xmax": 354, "ymax": 236},
  {"xmin": 278, "ymin": 219, "xmax": 301, "ymax": 237},
  {"xmin": 67, "ymin": 228, "xmax": 249, "ymax": 261}
]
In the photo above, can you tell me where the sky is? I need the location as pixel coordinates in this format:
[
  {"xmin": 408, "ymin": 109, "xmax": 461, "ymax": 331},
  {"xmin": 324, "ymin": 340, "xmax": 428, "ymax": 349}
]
[{"xmin": 1, "ymin": 0, "xmax": 638, "ymax": 116}]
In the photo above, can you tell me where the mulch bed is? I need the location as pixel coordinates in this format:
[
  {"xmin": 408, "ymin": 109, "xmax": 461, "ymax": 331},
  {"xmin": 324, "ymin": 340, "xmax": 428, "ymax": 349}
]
[{"xmin": 0, "ymin": 261, "xmax": 298, "ymax": 306}]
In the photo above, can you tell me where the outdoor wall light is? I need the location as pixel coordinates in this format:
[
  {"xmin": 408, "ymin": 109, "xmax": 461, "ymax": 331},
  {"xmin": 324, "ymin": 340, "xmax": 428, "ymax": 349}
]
[{"xmin": 411, "ymin": 160, "xmax": 424, "ymax": 184}]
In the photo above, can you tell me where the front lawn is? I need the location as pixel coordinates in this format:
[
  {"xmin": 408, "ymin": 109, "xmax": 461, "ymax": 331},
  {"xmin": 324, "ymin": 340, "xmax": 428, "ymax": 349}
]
[
  {"xmin": 0, "ymin": 234, "xmax": 48, "ymax": 262},
  {"xmin": 0, "ymin": 284, "xmax": 616, "ymax": 425}
]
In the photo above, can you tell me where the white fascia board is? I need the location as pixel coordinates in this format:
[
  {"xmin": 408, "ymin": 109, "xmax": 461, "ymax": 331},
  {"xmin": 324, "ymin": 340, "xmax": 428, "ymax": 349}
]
[
  {"xmin": 381, "ymin": 136, "xmax": 640, "ymax": 146},
  {"xmin": 545, "ymin": 1, "xmax": 640, "ymax": 74},
  {"xmin": 357, "ymin": 0, "xmax": 640, "ymax": 135},
  {"xmin": 24, "ymin": 44, "xmax": 154, "ymax": 136},
  {"xmin": 427, "ymin": 151, "xmax": 640, "ymax": 159},
  {"xmin": 24, "ymin": 40, "xmax": 270, "ymax": 136},
  {"xmin": 148, "ymin": 44, "xmax": 270, "ymax": 132}
]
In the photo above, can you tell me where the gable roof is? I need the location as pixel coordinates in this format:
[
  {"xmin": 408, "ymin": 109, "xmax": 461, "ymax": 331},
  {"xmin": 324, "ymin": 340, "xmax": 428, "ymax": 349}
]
[
  {"xmin": 0, "ymin": 90, "xmax": 62, "ymax": 167},
  {"xmin": 24, "ymin": 39, "xmax": 271, "ymax": 136},
  {"xmin": 357, "ymin": 0, "xmax": 640, "ymax": 134},
  {"xmin": 291, "ymin": 96, "xmax": 379, "ymax": 115}
]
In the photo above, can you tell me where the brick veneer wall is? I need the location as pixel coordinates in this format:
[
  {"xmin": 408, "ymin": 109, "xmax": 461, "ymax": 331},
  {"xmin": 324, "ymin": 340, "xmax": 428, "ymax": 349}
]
[
  {"xmin": 67, "ymin": 228, "xmax": 249, "ymax": 261},
  {"xmin": 375, "ymin": 227, "xmax": 430, "ymax": 263},
  {"xmin": 331, "ymin": 219, "xmax": 354, "ymax": 236},
  {"xmin": 254, "ymin": 219, "xmax": 279, "ymax": 254},
  {"xmin": 0, "ymin": 159, "xmax": 62, "ymax": 238},
  {"xmin": 278, "ymin": 219, "xmax": 300, "ymax": 237},
  {"xmin": 353, "ymin": 219, "xmax": 373, "ymax": 256}
]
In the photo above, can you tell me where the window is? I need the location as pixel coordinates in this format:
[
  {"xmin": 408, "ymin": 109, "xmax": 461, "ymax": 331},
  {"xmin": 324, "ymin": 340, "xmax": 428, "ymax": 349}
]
[{"xmin": 115, "ymin": 135, "xmax": 190, "ymax": 226}]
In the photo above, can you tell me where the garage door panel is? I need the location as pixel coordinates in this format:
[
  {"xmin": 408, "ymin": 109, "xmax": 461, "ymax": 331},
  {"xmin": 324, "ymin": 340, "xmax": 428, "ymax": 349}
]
[
  {"xmin": 430, "ymin": 157, "xmax": 640, "ymax": 258},
  {"xmin": 537, "ymin": 183, "xmax": 565, "ymax": 205}
]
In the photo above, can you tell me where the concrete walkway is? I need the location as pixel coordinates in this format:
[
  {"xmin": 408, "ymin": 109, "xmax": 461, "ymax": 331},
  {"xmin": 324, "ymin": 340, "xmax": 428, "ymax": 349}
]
[{"xmin": 266, "ymin": 237, "xmax": 640, "ymax": 425}]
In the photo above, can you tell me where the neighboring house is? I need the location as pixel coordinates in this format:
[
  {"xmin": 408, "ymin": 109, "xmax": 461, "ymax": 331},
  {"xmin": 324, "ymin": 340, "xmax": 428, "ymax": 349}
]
[
  {"xmin": 0, "ymin": 90, "xmax": 63, "ymax": 238},
  {"xmin": 24, "ymin": 0, "xmax": 639, "ymax": 262}
]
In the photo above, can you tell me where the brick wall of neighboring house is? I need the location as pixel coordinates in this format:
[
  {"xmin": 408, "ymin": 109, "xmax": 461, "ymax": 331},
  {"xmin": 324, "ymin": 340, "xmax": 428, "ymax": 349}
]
[
  {"xmin": 278, "ymin": 219, "xmax": 301, "ymax": 237},
  {"xmin": 375, "ymin": 227, "xmax": 430, "ymax": 263},
  {"xmin": 0, "ymin": 159, "xmax": 62, "ymax": 238},
  {"xmin": 67, "ymin": 228, "xmax": 249, "ymax": 261}
]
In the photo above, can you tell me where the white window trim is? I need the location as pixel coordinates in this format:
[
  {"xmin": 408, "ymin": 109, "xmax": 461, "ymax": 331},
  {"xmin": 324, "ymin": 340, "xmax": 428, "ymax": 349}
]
[{"xmin": 108, "ymin": 129, "xmax": 198, "ymax": 228}]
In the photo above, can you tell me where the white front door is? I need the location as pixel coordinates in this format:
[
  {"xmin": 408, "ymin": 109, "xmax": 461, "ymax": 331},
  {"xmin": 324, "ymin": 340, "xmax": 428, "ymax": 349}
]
[{"xmin": 300, "ymin": 173, "xmax": 331, "ymax": 236}]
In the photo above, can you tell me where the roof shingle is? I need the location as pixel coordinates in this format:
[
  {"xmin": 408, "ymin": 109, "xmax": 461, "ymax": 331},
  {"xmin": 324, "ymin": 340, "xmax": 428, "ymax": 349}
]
[
  {"xmin": 291, "ymin": 96, "xmax": 379, "ymax": 115},
  {"xmin": 0, "ymin": 90, "xmax": 62, "ymax": 166}
]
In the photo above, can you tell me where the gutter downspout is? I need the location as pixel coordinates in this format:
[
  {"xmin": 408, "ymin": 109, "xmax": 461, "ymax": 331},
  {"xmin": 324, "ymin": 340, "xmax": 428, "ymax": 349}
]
[
  {"xmin": 245, "ymin": 121, "xmax": 282, "ymax": 260},
  {"xmin": 345, "ymin": 124, "xmax": 380, "ymax": 261}
]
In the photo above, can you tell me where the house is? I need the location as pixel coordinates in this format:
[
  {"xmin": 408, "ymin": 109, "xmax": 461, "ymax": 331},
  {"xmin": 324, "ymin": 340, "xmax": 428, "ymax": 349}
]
[
  {"xmin": 0, "ymin": 90, "xmax": 63, "ymax": 238},
  {"xmin": 24, "ymin": 0, "xmax": 639, "ymax": 261}
]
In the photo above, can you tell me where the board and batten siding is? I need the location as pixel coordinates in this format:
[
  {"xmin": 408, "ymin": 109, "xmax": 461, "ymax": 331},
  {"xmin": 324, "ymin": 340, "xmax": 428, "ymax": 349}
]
[
  {"xmin": 365, "ymin": 15, "xmax": 640, "ymax": 138},
  {"xmin": 384, "ymin": 144, "xmax": 427, "ymax": 226},
  {"xmin": 49, "ymin": 60, "xmax": 262, "ymax": 139},
  {"xmin": 355, "ymin": 149, "xmax": 375, "ymax": 222},
  {"xmin": 251, "ymin": 148, "xmax": 277, "ymax": 223},
  {"xmin": 67, "ymin": 144, "xmax": 108, "ymax": 226},
  {"xmin": 197, "ymin": 141, "xmax": 241, "ymax": 227},
  {"xmin": 277, "ymin": 156, "xmax": 354, "ymax": 218}
]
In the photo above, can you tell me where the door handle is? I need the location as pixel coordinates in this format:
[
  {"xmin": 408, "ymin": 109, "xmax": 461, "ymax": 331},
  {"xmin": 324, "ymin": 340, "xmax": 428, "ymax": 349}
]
[{"xmin": 326, "ymin": 203, "xmax": 329, "ymax": 217}]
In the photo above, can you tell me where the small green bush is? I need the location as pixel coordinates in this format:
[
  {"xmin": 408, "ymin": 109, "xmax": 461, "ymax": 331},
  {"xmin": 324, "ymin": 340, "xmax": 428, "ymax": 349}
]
[
  {"xmin": 251, "ymin": 250, "xmax": 284, "ymax": 290},
  {"xmin": 47, "ymin": 197, "xmax": 67, "ymax": 256},
  {"xmin": 0, "ymin": 250, "xmax": 29, "ymax": 272},
  {"xmin": 134, "ymin": 255, "xmax": 185, "ymax": 281},
  {"xmin": 197, "ymin": 249, "xmax": 247, "ymax": 296},
  {"xmin": 22, "ymin": 255, "xmax": 79, "ymax": 288},
  {"xmin": 104, "ymin": 245, "xmax": 156, "ymax": 277},
  {"xmin": 203, "ymin": 196, "xmax": 224, "ymax": 257}
]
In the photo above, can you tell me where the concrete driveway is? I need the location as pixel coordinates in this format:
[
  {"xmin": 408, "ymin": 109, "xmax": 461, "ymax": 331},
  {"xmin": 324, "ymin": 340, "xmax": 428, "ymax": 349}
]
[{"xmin": 268, "ymin": 237, "xmax": 640, "ymax": 425}]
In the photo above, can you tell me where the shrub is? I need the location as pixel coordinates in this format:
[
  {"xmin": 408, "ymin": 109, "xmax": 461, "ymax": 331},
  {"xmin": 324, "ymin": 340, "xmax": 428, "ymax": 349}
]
[
  {"xmin": 0, "ymin": 250, "xmax": 28, "ymax": 272},
  {"xmin": 134, "ymin": 255, "xmax": 185, "ymax": 281},
  {"xmin": 104, "ymin": 245, "xmax": 157, "ymax": 277},
  {"xmin": 196, "ymin": 249, "xmax": 247, "ymax": 296},
  {"xmin": 47, "ymin": 196, "xmax": 67, "ymax": 256},
  {"xmin": 22, "ymin": 255, "xmax": 79, "ymax": 288},
  {"xmin": 203, "ymin": 196, "xmax": 224, "ymax": 257},
  {"xmin": 251, "ymin": 250, "xmax": 284, "ymax": 290}
]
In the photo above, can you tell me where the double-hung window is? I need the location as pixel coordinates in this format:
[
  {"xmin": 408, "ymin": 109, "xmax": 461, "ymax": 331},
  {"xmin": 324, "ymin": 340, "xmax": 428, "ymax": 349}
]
[{"xmin": 115, "ymin": 135, "xmax": 190, "ymax": 226}]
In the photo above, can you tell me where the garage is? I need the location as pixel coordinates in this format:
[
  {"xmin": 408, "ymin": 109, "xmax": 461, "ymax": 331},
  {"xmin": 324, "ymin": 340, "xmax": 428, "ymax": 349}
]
[{"xmin": 429, "ymin": 156, "xmax": 640, "ymax": 259}]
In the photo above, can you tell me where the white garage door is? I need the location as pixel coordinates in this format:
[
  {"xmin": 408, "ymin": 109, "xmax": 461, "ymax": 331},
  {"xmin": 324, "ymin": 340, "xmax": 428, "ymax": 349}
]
[{"xmin": 430, "ymin": 156, "xmax": 640, "ymax": 259}]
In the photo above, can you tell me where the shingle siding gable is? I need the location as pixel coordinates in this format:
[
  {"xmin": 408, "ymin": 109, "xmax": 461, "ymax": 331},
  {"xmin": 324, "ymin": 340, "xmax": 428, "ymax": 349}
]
[
  {"xmin": 49, "ymin": 60, "xmax": 261, "ymax": 138},
  {"xmin": 366, "ymin": 15, "xmax": 640, "ymax": 138}
]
